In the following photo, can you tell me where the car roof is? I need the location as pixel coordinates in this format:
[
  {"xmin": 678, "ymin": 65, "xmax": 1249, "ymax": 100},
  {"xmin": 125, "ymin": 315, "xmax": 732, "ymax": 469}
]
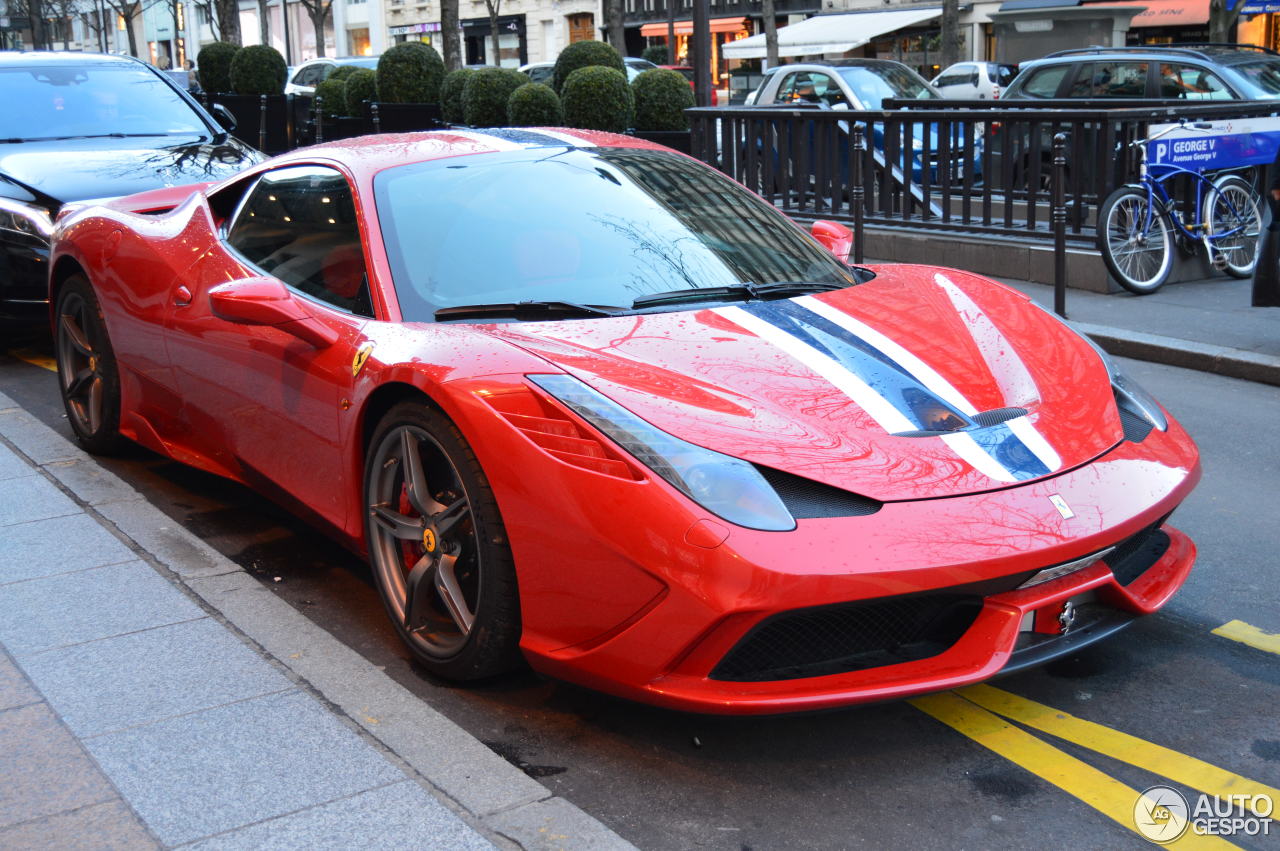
[
  {"xmin": 0, "ymin": 51, "xmax": 148, "ymax": 68},
  {"xmin": 772, "ymin": 59, "xmax": 915, "ymax": 71},
  {"xmin": 1041, "ymin": 44, "xmax": 1280, "ymax": 65}
]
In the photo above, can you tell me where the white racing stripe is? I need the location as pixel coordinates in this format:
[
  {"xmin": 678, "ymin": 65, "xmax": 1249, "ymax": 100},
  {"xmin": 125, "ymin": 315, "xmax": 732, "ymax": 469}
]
[
  {"xmin": 941, "ymin": 433, "xmax": 1017, "ymax": 482},
  {"xmin": 524, "ymin": 128, "xmax": 597, "ymax": 147},
  {"xmin": 440, "ymin": 130, "xmax": 527, "ymax": 151}
]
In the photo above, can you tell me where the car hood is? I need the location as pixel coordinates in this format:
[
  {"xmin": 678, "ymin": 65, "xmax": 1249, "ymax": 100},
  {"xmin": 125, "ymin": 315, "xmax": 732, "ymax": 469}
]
[
  {"xmin": 0, "ymin": 134, "xmax": 259, "ymax": 211},
  {"xmin": 482, "ymin": 265, "xmax": 1125, "ymax": 503}
]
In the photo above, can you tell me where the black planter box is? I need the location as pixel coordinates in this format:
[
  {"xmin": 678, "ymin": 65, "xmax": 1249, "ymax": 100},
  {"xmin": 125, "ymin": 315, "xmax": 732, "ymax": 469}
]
[
  {"xmin": 364, "ymin": 102, "xmax": 445, "ymax": 134},
  {"xmin": 203, "ymin": 93, "xmax": 294, "ymax": 154},
  {"xmin": 312, "ymin": 115, "xmax": 369, "ymax": 144},
  {"xmin": 631, "ymin": 129, "xmax": 692, "ymax": 155}
]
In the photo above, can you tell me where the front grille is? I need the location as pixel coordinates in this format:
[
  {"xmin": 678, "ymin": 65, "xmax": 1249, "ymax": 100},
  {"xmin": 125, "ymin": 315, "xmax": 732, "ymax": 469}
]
[
  {"xmin": 755, "ymin": 466, "xmax": 882, "ymax": 519},
  {"xmin": 1106, "ymin": 524, "xmax": 1171, "ymax": 585},
  {"xmin": 710, "ymin": 593, "xmax": 982, "ymax": 682}
]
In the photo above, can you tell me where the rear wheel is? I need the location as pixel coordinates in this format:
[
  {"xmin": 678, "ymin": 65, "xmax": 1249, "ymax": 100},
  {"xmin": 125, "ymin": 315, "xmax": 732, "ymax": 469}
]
[
  {"xmin": 1099, "ymin": 187, "xmax": 1172, "ymax": 295},
  {"xmin": 1203, "ymin": 174, "xmax": 1262, "ymax": 278},
  {"xmin": 54, "ymin": 274, "xmax": 125, "ymax": 454},
  {"xmin": 363, "ymin": 402, "xmax": 521, "ymax": 681}
]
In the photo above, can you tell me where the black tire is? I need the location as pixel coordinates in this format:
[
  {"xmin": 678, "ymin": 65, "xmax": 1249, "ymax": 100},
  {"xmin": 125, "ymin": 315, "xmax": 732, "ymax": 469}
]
[
  {"xmin": 1098, "ymin": 186, "xmax": 1172, "ymax": 295},
  {"xmin": 54, "ymin": 274, "xmax": 126, "ymax": 454},
  {"xmin": 1203, "ymin": 174, "xmax": 1262, "ymax": 278},
  {"xmin": 363, "ymin": 401, "xmax": 521, "ymax": 681}
]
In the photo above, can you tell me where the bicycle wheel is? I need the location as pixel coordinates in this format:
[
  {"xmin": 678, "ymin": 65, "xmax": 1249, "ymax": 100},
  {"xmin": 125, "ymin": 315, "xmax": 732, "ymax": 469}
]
[
  {"xmin": 1202, "ymin": 174, "xmax": 1263, "ymax": 278},
  {"xmin": 1099, "ymin": 186, "xmax": 1173, "ymax": 294}
]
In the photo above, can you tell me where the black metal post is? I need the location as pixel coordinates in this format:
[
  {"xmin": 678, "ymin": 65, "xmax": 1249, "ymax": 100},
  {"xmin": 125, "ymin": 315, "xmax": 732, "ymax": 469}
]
[
  {"xmin": 371, "ymin": 101, "xmax": 381, "ymax": 135},
  {"xmin": 1052, "ymin": 131, "xmax": 1067, "ymax": 318},
  {"xmin": 691, "ymin": 0, "xmax": 711, "ymax": 107},
  {"xmin": 314, "ymin": 97, "xmax": 324, "ymax": 144},
  {"xmin": 852, "ymin": 123, "xmax": 866, "ymax": 265},
  {"xmin": 259, "ymin": 94, "xmax": 268, "ymax": 152}
]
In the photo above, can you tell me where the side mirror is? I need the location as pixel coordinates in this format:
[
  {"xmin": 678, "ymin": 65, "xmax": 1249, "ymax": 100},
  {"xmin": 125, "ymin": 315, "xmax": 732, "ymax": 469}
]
[
  {"xmin": 208, "ymin": 276, "xmax": 337, "ymax": 348},
  {"xmin": 210, "ymin": 103, "xmax": 237, "ymax": 133},
  {"xmin": 810, "ymin": 220, "xmax": 854, "ymax": 262}
]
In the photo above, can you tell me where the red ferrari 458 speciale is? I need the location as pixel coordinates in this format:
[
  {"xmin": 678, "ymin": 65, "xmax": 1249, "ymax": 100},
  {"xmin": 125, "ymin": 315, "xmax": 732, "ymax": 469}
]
[{"xmin": 48, "ymin": 128, "xmax": 1200, "ymax": 714}]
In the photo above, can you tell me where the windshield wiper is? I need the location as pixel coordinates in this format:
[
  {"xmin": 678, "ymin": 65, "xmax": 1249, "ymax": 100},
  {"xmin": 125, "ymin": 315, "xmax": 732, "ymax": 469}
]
[
  {"xmin": 30, "ymin": 133, "xmax": 192, "ymax": 141},
  {"xmin": 435, "ymin": 300, "xmax": 624, "ymax": 321},
  {"xmin": 631, "ymin": 281, "xmax": 847, "ymax": 309}
]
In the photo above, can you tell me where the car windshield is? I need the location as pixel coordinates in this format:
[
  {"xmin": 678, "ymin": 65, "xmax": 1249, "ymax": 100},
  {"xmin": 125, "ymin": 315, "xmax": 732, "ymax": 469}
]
[
  {"xmin": 374, "ymin": 145, "xmax": 855, "ymax": 320},
  {"xmin": 0, "ymin": 63, "xmax": 208, "ymax": 140},
  {"xmin": 837, "ymin": 65, "xmax": 938, "ymax": 108},
  {"xmin": 1227, "ymin": 59, "xmax": 1280, "ymax": 97}
]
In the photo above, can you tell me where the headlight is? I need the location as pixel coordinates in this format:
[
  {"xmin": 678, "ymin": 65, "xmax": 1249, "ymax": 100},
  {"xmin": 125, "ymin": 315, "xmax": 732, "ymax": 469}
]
[
  {"xmin": 529, "ymin": 374, "xmax": 796, "ymax": 531},
  {"xmin": 0, "ymin": 198, "xmax": 54, "ymax": 240},
  {"xmin": 1035, "ymin": 304, "xmax": 1167, "ymax": 432}
]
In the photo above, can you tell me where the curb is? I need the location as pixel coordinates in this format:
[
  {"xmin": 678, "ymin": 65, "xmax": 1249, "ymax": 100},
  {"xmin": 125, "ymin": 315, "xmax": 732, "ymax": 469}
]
[
  {"xmin": 0, "ymin": 392, "xmax": 634, "ymax": 851},
  {"xmin": 1079, "ymin": 323, "xmax": 1280, "ymax": 388}
]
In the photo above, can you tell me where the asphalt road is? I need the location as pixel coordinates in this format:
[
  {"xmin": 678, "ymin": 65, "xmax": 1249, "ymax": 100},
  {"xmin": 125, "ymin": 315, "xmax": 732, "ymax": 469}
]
[{"xmin": 3, "ymin": 326, "xmax": 1278, "ymax": 850}]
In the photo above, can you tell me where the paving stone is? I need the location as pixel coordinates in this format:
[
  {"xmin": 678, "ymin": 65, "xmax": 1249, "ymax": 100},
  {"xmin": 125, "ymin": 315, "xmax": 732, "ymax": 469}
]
[
  {"xmin": 0, "ymin": 653, "xmax": 39, "ymax": 711},
  {"xmin": 96, "ymin": 499, "xmax": 241, "ymax": 579},
  {"xmin": 0, "ymin": 513, "xmax": 137, "ymax": 585},
  {"xmin": 0, "ymin": 473, "xmax": 79, "ymax": 528},
  {"xmin": 0, "ymin": 444, "xmax": 29, "ymax": 482},
  {"xmin": 20, "ymin": 618, "xmax": 294, "ymax": 738},
  {"xmin": 487, "ymin": 797, "xmax": 636, "ymax": 851},
  {"xmin": 83, "ymin": 689, "xmax": 405, "ymax": 846},
  {"xmin": 0, "ymin": 800, "xmax": 158, "ymax": 850},
  {"xmin": 0, "ymin": 408, "xmax": 81, "ymax": 465},
  {"xmin": 42, "ymin": 458, "xmax": 138, "ymax": 505},
  {"xmin": 0, "ymin": 703, "xmax": 116, "ymax": 829},
  {"xmin": 0, "ymin": 390, "xmax": 17, "ymax": 410},
  {"xmin": 0, "ymin": 561, "xmax": 204, "ymax": 655},
  {"xmin": 185, "ymin": 781, "xmax": 492, "ymax": 851}
]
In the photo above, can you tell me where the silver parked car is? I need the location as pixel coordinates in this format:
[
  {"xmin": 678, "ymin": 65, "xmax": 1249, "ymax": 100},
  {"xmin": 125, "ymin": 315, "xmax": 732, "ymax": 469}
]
[
  {"xmin": 752, "ymin": 59, "xmax": 942, "ymax": 109},
  {"xmin": 931, "ymin": 61, "xmax": 1018, "ymax": 99}
]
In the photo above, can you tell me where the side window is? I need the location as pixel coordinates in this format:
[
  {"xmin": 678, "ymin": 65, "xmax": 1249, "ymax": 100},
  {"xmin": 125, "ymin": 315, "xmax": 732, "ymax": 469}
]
[
  {"xmin": 225, "ymin": 165, "xmax": 374, "ymax": 318},
  {"xmin": 774, "ymin": 72, "xmax": 800, "ymax": 102},
  {"xmin": 1021, "ymin": 65, "xmax": 1070, "ymax": 98},
  {"xmin": 1161, "ymin": 63, "xmax": 1232, "ymax": 100},
  {"xmin": 1075, "ymin": 61, "xmax": 1148, "ymax": 98},
  {"xmin": 292, "ymin": 64, "xmax": 322, "ymax": 87},
  {"xmin": 809, "ymin": 72, "xmax": 848, "ymax": 106},
  {"xmin": 935, "ymin": 72, "xmax": 969, "ymax": 87}
]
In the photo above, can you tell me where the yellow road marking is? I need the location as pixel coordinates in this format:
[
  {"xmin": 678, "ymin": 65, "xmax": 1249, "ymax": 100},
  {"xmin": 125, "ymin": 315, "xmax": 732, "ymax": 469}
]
[
  {"xmin": 958, "ymin": 683, "xmax": 1280, "ymax": 818},
  {"xmin": 1213, "ymin": 620, "xmax": 1280, "ymax": 657},
  {"xmin": 8, "ymin": 348, "xmax": 56, "ymax": 372},
  {"xmin": 909, "ymin": 691, "xmax": 1235, "ymax": 849}
]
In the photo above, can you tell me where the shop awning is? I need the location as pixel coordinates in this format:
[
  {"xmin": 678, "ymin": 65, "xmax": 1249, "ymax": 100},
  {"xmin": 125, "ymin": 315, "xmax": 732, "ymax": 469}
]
[
  {"xmin": 721, "ymin": 8, "xmax": 942, "ymax": 61},
  {"xmin": 1090, "ymin": 0, "xmax": 1209, "ymax": 26},
  {"xmin": 640, "ymin": 17, "xmax": 747, "ymax": 38}
]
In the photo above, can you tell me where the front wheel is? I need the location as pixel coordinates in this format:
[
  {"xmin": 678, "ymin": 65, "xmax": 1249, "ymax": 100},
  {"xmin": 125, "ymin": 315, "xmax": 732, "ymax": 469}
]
[
  {"xmin": 1203, "ymin": 174, "xmax": 1263, "ymax": 278},
  {"xmin": 363, "ymin": 401, "xmax": 522, "ymax": 681},
  {"xmin": 1098, "ymin": 187, "xmax": 1173, "ymax": 295}
]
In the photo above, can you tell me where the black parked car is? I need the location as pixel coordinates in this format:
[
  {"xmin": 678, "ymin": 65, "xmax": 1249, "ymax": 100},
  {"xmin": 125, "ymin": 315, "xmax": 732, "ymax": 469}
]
[{"xmin": 0, "ymin": 52, "xmax": 263, "ymax": 321}]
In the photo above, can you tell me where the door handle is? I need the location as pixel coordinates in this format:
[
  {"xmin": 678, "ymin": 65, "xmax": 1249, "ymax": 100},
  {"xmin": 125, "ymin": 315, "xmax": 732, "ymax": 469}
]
[{"xmin": 174, "ymin": 285, "xmax": 193, "ymax": 307}]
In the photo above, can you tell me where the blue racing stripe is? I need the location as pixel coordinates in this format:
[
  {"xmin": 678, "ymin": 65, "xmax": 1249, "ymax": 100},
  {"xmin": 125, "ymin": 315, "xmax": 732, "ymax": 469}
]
[
  {"xmin": 465, "ymin": 128, "xmax": 571, "ymax": 147},
  {"xmin": 967, "ymin": 422, "xmax": 1051, "ymax": 480}
]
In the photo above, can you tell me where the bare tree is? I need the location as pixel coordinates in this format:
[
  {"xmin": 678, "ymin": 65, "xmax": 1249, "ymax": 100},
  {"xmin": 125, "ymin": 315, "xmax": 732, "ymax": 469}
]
[
  {"xmin": 441, "ymin": 0, "xmax": 460, "ymax": 70},
  {"xmin": 297, "ymin": 0, "xmax": 331, "ymax": 56},
  {"xmin": 1208, "ymin": 0, "xmax": 1243, "ymax": 43},
  {"xmin": 213, "ymin": 0, "xmax": 239, "ymax": 42},
  {"xmin": 605, "ymin": 0, "xmax": 623, "ymax": 55},
  {"xmin": 939, "ymin": 0, "xmax": 959, "ymax": 70},
  {"xmin": 256, "ymin": 0, "xmax": 268, "ymax": 43},
  {"xmin": 99, "ymin": 0, "xmax": 141, "ymax": 55},
  {"xmin": 483, "ymin": 0, "xmax": 500, "ymax": 65},
  {"xmin": 762, "ymin": 0, "xmax": 777, "ymax": 68}
]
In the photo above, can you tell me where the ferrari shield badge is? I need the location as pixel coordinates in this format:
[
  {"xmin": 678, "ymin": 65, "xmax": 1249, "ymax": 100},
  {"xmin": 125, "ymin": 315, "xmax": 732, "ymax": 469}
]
[{"xmin": 352, "ymin": 342, "xmax": 374, "ymax": 377}]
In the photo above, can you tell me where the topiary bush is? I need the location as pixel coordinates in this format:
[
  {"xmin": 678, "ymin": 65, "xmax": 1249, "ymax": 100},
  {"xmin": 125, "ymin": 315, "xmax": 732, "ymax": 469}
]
[
  {"xmin": 377, "ymin": 41, "xmax": 445, "ymax": 104},
  {"xmin": 462, "ymin": 67, "xmax": 528, "ymax": 128},
  {"xmin": 632, "ymin": 68, "xmax": 694, "ymax": 131},
  {"xmin": 641, "ymin": 44, "xmax": 668, "ymax": 65},
  {"xmin": 327, "ymin": 65, "xmax": 361, "ymax": 85},
  {"xmin": 562, "ymin": 66, "xmax": 633, "ymax": 133},
  {"xmin": 552, "ymin": 40, "xmax": 624, "ymax": 93},
  {"xmin": 440, "ymin": 68, "xmax": 473, "ymax": 124},
  {"xmin": 229, "ymin": 44, "xmax": 286, "ymax": 96},
  {"xmin": 507, "ymin": 82, "xmax": 562, "ymax": 127},
  {"xmin": 197, "ymin": 41, "xmax": 239, "ymax": 94},
  {"xmin": 314, "ymin": 77, "xmax": 349, "ymax": 118},
  {"xmin": 344, "ymin": 68, "xmax": 377, "ymax": 117}
]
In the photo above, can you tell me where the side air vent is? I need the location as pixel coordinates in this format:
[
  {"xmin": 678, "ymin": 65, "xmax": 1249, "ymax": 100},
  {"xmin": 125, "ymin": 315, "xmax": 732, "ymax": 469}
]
[
  {"xmin": 1117, "ymin": 400, "xmax": 1154, "ymax": 443},
  {"xmin": 893, "ymin": 406, "xmax": 1029, "ymax": 438},
  {"xmin": 481, "ymin": 388, "xmax": 640, "ymax": 480},
  {"xmin": 1105, "ymin": 522, "xmax": 1171, "ymax": 585},
  {"xmin": 754, "ymin": 466, "xmax": 882, "ymax": 519}
]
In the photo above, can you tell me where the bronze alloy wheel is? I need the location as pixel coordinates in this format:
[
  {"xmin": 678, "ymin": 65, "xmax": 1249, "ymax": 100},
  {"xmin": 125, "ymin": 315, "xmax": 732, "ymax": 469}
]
[{"xmin": 54, "ymin": 275, "xmax": 124, "ymax": 454}]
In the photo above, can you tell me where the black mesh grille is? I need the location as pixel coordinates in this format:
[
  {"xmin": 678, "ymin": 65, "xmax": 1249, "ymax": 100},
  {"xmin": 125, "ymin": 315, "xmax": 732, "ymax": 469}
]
[
  {"xmin": 971, "ymin": 407, "xmax": 1030, "ymax": 427},
  {"xmin": 755, "ymin": 466, "xmax": 882, "ymax": 519},
  {"xmin": 711, "ymin": 594, "xmax": 982, "ymax": 682},
  {"xmin": 1106, "ymin": 525, "xmax": 1171, "ymax": 585},
  {"xmin": 1118, "ymin": 404, "xmax": 1155, "ymax": 443}
]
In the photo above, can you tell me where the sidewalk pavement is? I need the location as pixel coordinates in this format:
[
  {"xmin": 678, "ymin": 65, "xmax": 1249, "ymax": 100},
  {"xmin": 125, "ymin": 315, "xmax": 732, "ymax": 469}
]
[{"xmin": 0, "ymin": 390, "xmax": 633, "ymax": 850}]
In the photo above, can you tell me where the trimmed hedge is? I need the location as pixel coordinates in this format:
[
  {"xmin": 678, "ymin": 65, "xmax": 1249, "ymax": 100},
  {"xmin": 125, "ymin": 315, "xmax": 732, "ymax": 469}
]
[
  {"xmin": 552, "ymin": 40, "xmax": 623, "ymax": 93},
  {"xmin": 507, "ymin": 82, "xmax": 562, "ymax": 127},
  {"xmin": 314, "ymin": 77, "xmax": 348, "ymax": 118},
  {"xmin": 344, "ymin": 68, "xmax": 377, "ymax": 117},
  {"xmin": 632, "ymin": 68, "xmax": 693, "ymax": 131},
  {"xmin": 562, "ymin": 66, "xmax": 633, "ymax": 133},
  {"xmin": 327, "ymin": 64, "xmax": 361, "ymax": 83},
  {"xmin": 462, "ymin": 67, "xmax": 527, "ymax": 128},
  {"xmin": 229, "ymin": 44, "xmax": 286, "ymax": 95},
  {"xmin": 377, "ymin": 41, "xmax": 445, "ymax": 104},
  {"xmin": 197, "ymin": 41, "xmax": 239, "ymax": 95},
  {"xmin": 640, "ymin": 44, "xmax": 668, "ymax": 65},
  {"xmin": 440, "ymin": 68, "xmax": 474, "ymax": 124}
]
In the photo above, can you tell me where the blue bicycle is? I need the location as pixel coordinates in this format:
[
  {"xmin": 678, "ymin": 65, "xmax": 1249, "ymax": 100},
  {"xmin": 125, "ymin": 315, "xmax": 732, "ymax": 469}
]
[{"xmin": 1098, "ymin": 123, "xmax": 1263, "ymax": 294}]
